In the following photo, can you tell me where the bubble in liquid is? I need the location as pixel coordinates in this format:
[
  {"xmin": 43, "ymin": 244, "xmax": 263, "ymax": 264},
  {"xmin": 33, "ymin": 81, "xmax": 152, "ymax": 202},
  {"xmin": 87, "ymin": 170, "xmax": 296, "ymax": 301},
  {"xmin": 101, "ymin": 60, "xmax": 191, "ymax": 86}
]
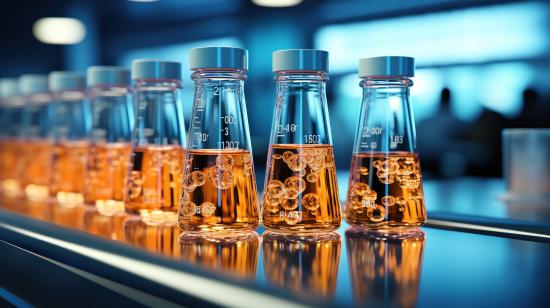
[
  {"xmin": 281, "ymin": 198, "xmax": 299, "ymax": 211},
  {"xmin": 182, "ymin": 175, "xmax": 196, "ymax": 192},
  {"xmin": 302, "ymin": 151, "xmax": 315, "ymax": 164},
  {"xmin": 302, "ymin": 193, "xmax": 320, "ymax": 210},
  {"xmin": 367, "ymin": 205, "xmax": 386, "ymax": 222},
  {"xmin": 285, "ymin": 187, "xmax": 299, "ymax": 199},
  {"xmin": 190, "ymin": 170, "xmax": 206, "ymax": 186},
  {"xmin": 272, "ymin": 154, "xmax": 282, "ymax": 160},
  {"xmin": 306, "ymin": 173, "xmax": 318, "ymax": 183},
  {"xmin": 381, "ymin": 195, "xmax": 396, "ymax": 206},
  {"xmin": 284, "ymin": 176, "xmax": 306, "ymax": 193},
  {"xmin": 287, "ymin": 154, "xmax": 306, "ymax": 172},
  {"xmin": 180, "ymin": 201, "xmax": 197, "ymax": 217},
  {"xmin": 356, "ymin": 166, "xmax": 369, "ymax": 176},
  {"xmin": 350, "ymin": 200, "xmax": 363, "ymax": 210},
  {"xmin": 216, "ymin": 155, "xmax": 234, "ymax": 170},
  {"xmin": 282, "ymin": 151, "xmax": 293, "ymax": 162},
  {"xmin": 395, "ymin": 197, "xmax": 406, "ymax": 205},
  {"xmin": 408, "ymin": 188, "xmax": 423, "ymax": 200},
  {"xmin": 285, "ymin": 211, "xmax": 301, "ymax": 225},
  {"xmin": 376, "ymin": 170, "xmax": 395, "ymax": 184},
  {"xmin": 208, "ymin": 167, "xmax": 233, "ymax": 189},
  {"xmin": 397, "ymin": 158, "xmax": 416, "ymax": 175},
  {"xmin": 200, "ymin": 202, "xmax": 216, "ymax": 217},
  {"xmin": 264, "ymin": 198, "xmax": 280, "ymax": 213},
  {"xmin": 267, "ymin": 180, "xmax": 285, "ymax": 197},
  {"xmin": 351, "ymin": 182, "xmax": 370, "ymax": 196}
]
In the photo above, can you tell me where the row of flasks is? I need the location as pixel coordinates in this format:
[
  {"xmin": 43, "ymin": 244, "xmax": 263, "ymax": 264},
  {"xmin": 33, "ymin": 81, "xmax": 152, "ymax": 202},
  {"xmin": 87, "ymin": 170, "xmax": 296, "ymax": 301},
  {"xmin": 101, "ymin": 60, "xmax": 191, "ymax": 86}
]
[{"xmin": 0, "ymin": 47, "xmax": 426, "ymax": 234}]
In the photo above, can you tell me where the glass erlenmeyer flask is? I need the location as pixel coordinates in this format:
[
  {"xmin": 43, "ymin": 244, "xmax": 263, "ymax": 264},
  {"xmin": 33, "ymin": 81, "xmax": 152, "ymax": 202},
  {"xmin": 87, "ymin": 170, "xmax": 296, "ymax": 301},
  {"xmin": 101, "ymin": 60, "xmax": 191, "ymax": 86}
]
[
  {"xmin": 84, "ymin": 66, "xmax": 133, "ymax": 213},
  {"xmin": 18, "ymin": 75, "xmax": 54, "ymax": 201},
  {"xmin": 125, "ymin": 60, "xmax": 186, "ymax": 218},
  {"xmin": 49, "ymin": 71, "xmax": 90, "ymax": 206},
  {"xmin": 0, "ymin": 78, "xmax": 24, "ymax": 197},
  {"xmin": 262, "ymin": 49, "xmax": 341, "ymax": 233},
  {"xmin": 178, "ymin": 47, "xmax": 259, "ymax": 233},
  {"xmin": 344, "ymin": 56, "xmax": 427, "ymax": 231}
]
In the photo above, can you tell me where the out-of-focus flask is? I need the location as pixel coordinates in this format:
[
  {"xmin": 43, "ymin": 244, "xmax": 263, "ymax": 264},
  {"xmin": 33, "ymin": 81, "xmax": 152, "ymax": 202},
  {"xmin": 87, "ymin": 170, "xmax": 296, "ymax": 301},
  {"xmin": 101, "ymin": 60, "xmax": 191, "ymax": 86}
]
[
  {"xmin": 346, "ymin": 228, "xmax": 425, "ymax": 307},
  {"xmin": 0, "ymin": 78, "xmax": 24, "ymax": 197},
  {"xmin": 344, "ymin": 57, "xmax": 426, "ymax": 231},
  {"xmin": 84, "ymin": 66, "xmax": 133, "ymax": 214},
  {"xmin": 18, "ymin": 75, "xmax": 53, "ymax": 202},
  {"xmin": 49, "ymin": 71, "xmax": 91, "ymax": 206},
  {"xmin": 124, "ymin": 215, "xmax": 181, "ymax": 257},
  {"xmin": 125, "ymin": 60, "xmax": 186, "ymax": 219},
  {"xmin": 178, "ymin": 47, "xmax": 259, "ymax": 233},
  {"xmin": 261, "ymin": 49, "xmax": 341, "ymax": 234}
]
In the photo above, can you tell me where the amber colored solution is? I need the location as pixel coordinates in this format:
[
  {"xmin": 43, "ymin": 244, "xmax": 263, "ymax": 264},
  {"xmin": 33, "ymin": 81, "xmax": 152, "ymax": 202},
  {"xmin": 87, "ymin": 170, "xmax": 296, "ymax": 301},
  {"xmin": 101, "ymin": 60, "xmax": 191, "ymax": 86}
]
[
  {"xmin": 262, "ymin": 232, "xmax": 341, "ymax": 299},
  {"xmin": 84, "ymin": 143, "xmax": 131, "ymax": 207},
  {"xmin": 0, "ymin": 139, "xmax": 23, "ymax": 197},
  {"xmin": 178, "ymin": 149, "xmax": 259, "ymax": 233},
  {"xmin": 344, "ymin": 152, "xmax": 426, "ymax": 230},
  {"xmin": 125, "ymin": 146, "xmax": 185, "ymax": 215},
  {"xmin": 179, "ymin": 232, "xmax": 260, "ymax": 279},
  {"xmin": 346, "ymin": 228, "xmax": 425, "ymax": 307},
  {"xmin": 51, "ymin": 203, "xmax": 86, "ymax": 229},
  {"xmin": 20, "ymin": 140, "xmax": 53, "ymax": 201},
  {"xmin": 262, "ymin": 144, "xmax": 341, "ymax": 233},
  {"xmin": 124, "ymin": 214, "xmax": 181, "ymax": 257},
  {"xmin": 50, "ymin": 141, "xmax": 89, "ymax": 205}
]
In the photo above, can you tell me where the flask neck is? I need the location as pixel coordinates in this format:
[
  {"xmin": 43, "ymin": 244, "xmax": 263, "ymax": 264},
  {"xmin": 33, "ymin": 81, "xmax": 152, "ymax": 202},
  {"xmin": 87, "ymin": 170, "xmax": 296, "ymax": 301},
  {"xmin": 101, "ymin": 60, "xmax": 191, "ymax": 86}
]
[
  {"xmin": 270, "ymin": 71, "xmax": 332, "ymax": 145},
  {"xmin": 360, "ymin": 77, "xmax": 412, "ymax": 98},
  {"xmin": 132, "ymin": 78, "xmax": 186, "ymax": 147}
]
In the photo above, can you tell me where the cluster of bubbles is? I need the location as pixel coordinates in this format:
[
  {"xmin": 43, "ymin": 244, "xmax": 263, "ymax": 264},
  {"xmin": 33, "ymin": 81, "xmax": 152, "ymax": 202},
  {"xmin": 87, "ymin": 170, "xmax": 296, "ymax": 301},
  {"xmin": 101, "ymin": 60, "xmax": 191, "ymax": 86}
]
[
  {"xmin": 273, "ymin": 148, "xmax": 334, "ymax": 184},
  {"xmin": 263, "ymin": 177, "xmax": 321, "ymax": 225},
  {"xmin": 179, "ymin": 189, "xmax": 218, "ymax": 224},
  {"xmin": 373, "ymin": 157, "xmax": 421, "ymax": 188},
  {"xmin": 127, "ymin": 171, "xmax": 144, "ymax": 200}
]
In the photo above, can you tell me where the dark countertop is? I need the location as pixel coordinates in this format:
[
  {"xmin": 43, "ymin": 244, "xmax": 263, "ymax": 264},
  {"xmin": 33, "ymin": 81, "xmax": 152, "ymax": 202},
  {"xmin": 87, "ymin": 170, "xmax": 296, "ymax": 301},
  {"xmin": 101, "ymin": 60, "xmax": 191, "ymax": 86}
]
[{"xmin": 0, "ymin": 177, "xmax": 549, "ymax": 307}]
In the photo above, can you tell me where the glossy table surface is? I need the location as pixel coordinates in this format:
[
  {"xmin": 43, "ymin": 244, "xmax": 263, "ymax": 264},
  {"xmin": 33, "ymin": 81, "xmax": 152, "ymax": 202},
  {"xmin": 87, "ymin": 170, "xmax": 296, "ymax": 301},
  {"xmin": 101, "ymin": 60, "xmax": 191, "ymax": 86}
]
[{"xmin": 0, "ymin": 177, "xmax": 549, "ymax": 307}]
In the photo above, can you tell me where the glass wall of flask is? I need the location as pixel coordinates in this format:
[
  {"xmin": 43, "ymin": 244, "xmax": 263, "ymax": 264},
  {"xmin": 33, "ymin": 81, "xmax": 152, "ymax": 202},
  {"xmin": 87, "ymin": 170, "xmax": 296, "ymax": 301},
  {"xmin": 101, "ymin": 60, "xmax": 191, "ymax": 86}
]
[
  {"xmin": 344, "ymin": 56, "xmax": 427, "ymax": 231},
  {"xmin": 18, "ymin": 75, "xmax": 54, "ymax": 202},
  {"xmin": 178, "ymin": 47, "xmax": 259, "ymax": 233},
  {"xmin": 49, "ymin": 72, "xmax": 91, "ymax": 207},
  {"xmin": 125, "ymin": 60, "xmax": 187, "ymax": 219},
  {"xmin": 83, "ymin": 67, "xmax": 134, "ymax": 216},
  {"xmin": 261, "ymin": 49, "xmax": 341, "ymax": 234}
]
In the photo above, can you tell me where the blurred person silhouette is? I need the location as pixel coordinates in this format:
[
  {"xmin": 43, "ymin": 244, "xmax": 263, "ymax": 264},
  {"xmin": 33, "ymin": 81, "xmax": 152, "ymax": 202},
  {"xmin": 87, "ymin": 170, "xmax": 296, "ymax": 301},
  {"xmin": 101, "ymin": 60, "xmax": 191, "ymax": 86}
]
[
  {"xmin": 466, "ymin": 101, "xmax": 509, "ymax": 177},
  {"xmin": 511, "ymin": 89, "xmax": 548, "ymax": 128},
  {"xmin": 416, "ymin": 88, "xmax": 468, "ymax": 178}
]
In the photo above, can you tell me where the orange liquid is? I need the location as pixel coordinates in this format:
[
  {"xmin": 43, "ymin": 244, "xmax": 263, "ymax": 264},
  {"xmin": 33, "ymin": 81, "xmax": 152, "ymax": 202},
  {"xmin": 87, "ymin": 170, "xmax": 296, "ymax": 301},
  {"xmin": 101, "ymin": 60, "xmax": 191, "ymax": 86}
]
[
  {"xmin": 51, "ymin": 141, "xmax": 89, "ymax": 205},
  {"xmin": 84, "ymin": 143, "xmax": 131, "ymax": 207},
  {"xmin": 346, "ymin": 228, "xmax": 425, "ymax": 307},
  {"xmin": 83, "ymin": 207, "xmax": 127, "ymax": 241},
  {"xmin": 178, "ymin": 149, "xmax": 259, "ymax": 233},
  {"xmin": 344, "ymin": 152, "xmax": 427, "ymax": 229},
  {"xmin": 0, "ymin": 139, "xmax": 23, "ymax": 197},
  {"xmin": 262, "ymin": 144, "xmax": 341, "ymax": 233},
  {"xmin": 125, "ymin": 145, "xmax": 185, "ymax": 215},
  {"xmin": 262, "ymin": 232, "xmax": 341, "ymax": 299},
  {"xmin": 179, "ymin": 232, "xmax": 260, "ymax": 280},
  {"xmin": 20, "ymin": 139, "xmax": 53, "ymax": 201}
]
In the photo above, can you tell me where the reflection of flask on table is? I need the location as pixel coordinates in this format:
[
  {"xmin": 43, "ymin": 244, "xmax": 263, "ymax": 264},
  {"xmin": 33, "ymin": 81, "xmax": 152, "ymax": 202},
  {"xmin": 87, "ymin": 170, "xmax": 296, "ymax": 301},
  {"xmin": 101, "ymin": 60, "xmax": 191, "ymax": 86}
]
[
  {"xmin": 84, "ymin": 67, "xmax": 133, "ymax": 214},
  {"xmin": 262, "ymin": 231, "xmax": 341, "ymax": 300},
  {"xmin": 346, "ymin": 228, "xmax": 425, "ymax": 307},
  {"xmin": 49, "ymin": 71, "xmax": 90, "ymax": 207},
  {"xmin": 344, "ymin": 57, "xmax": 426, "ymax": 232},
  {"xmin": 83, "ymin": 206, "xmax": 127, "ymax": 241},
  {"xmin": 178, "ymin": 47, "xmax": 259, "ymax": 233},
  {"xmin": 124, "ymin": 214, "xmax": 181, "ymax": 257},
  {"xmin": 125, "ymin": 60, "xmax": 187, "ymax": 216},
  {"xmin": 261, "ymin": 49, "xmax": 341, "ymax": 234},
  {"xmin": 179, "ymin": 232, "xmax": 259, "ymax": 280},
  {"xmin": 51, "ymin": 203, "xmax": 87, "ymax": 230}
]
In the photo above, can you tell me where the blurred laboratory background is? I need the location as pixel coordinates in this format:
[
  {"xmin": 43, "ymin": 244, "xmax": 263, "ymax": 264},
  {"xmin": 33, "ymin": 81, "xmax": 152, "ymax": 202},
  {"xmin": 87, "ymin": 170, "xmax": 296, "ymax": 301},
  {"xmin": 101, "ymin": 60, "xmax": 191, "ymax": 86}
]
[{"xmin": 1, "ymin": 0, "xmax": 549, "ymax": 178}]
